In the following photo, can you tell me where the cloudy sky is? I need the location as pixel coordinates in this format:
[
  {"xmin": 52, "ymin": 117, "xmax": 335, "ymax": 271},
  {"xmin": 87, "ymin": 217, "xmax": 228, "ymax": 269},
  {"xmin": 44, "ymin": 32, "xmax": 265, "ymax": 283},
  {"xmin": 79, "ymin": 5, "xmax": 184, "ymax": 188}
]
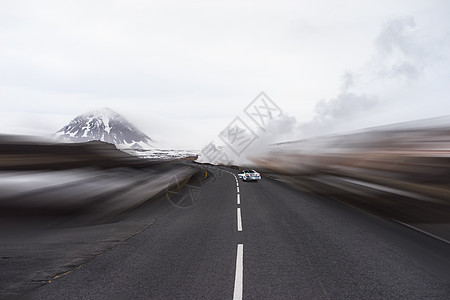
[{"xmin": 1, "ymin": 0, "xmax": 449, "ymax": 149}]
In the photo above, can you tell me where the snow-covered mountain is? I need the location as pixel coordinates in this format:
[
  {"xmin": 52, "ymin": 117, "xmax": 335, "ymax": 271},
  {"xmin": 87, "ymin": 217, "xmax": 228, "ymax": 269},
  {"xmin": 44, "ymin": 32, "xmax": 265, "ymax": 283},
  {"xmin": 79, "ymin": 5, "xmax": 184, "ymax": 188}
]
[{"xmin": 55, "ymin": 108, "xmax": 156, "ymax": 149}]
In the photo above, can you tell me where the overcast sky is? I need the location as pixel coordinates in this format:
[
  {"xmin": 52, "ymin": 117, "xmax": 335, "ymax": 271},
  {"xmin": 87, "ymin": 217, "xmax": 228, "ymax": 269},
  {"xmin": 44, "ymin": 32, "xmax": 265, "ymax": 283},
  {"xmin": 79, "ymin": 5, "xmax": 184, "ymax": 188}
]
[{"xmin": 1, "ymin": 0, "xmax": 449, "ymax": 149}]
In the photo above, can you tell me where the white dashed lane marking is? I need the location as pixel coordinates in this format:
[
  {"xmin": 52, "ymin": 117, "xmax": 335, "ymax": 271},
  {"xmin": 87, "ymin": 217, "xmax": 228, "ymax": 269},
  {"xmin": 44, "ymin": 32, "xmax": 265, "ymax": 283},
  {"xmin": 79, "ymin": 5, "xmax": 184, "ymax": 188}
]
[
  {"xmin": 237, "ymin": 208, "xmax": 243, "ymax": 232},
  {"xmin": 224, "ymin": 170, "xmax": 244, "ymax": 299},
  {"xmin": 233, "ymin": 244, "xmax": 244, "ymax": 300}
]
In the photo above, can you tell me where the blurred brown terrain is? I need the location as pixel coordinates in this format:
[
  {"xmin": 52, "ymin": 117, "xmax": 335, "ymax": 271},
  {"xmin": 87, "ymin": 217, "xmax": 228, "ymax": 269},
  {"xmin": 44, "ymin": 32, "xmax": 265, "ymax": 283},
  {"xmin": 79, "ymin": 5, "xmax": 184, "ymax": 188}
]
[
  {"xmin": 0, "ymin": 135, "xmax": 200, "ymax": 222},
  {"xmin": 0, "ymin": 135, "xmax": 160, "ymax": 170},
  {"xmin": 255, "ymin": 118, "xmax": 450, "ymax": 241}
]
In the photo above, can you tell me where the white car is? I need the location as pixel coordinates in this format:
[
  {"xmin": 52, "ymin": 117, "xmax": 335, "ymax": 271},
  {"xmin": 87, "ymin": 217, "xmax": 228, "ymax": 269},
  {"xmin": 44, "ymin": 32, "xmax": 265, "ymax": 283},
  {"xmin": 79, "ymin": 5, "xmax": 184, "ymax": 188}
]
[{"xmin": 238, "ymin": 170, "xmax": 261, "ymax": 181}]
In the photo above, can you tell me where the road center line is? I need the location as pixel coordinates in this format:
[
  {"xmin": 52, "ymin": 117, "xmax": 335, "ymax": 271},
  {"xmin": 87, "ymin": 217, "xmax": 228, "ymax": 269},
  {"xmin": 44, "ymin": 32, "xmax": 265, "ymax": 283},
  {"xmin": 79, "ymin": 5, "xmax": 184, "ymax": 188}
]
[
  {"xmin": 237, "ymin": 208, "xmax": 242, "ymax": 232},
  {"xmin": 233, "ymin": 244, "xmax": 244, "ymax": 300},
  {"xmin": 237, "ymin": 186, "xmax": 240, "ymax": 193},
  {"xmin": 237, "ymin": 194, "xmax": 240, "ymax": 205}
]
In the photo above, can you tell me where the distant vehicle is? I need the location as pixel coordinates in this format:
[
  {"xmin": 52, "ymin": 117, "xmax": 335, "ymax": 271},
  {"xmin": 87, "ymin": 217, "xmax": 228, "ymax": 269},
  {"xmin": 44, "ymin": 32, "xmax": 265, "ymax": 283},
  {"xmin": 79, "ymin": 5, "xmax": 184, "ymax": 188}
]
[{"xmin": 238, "ymin": 170, "xmax": 261, "ymax": 181}]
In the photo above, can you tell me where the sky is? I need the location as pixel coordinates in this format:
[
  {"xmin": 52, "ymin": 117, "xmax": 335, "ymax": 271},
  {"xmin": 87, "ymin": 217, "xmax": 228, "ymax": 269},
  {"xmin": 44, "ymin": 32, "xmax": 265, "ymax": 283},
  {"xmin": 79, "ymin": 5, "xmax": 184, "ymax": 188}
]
[{"xmin": 0, "ymin": 0, "xmax": 449, "ymax": 150}]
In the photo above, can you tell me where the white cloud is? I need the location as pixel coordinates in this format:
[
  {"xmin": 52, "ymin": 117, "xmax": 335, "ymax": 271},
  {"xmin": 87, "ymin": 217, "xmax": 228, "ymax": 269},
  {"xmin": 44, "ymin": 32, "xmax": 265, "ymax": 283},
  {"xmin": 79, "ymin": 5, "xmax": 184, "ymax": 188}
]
[{"xmin": 0, "ymin": 1, "xmax": 449, "ymax": 149}]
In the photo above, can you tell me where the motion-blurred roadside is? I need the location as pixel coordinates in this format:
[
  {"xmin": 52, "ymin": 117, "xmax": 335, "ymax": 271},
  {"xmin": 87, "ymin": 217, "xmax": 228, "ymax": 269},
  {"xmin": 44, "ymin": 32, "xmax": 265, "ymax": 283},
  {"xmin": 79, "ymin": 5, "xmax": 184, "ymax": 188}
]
[
  {"xmin": 0, "ymin": 135, "xmax": 200, "ymax": 225},
  {"xmin": 255, "ymin": 116, "xmax": 450, "ymax": 241}
]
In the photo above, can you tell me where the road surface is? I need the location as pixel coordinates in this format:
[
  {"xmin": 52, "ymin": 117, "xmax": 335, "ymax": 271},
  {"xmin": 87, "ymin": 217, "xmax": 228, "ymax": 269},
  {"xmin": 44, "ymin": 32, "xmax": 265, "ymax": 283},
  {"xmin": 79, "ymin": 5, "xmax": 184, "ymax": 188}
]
[{"xmin": 11, "ymin": 166, "xmax": 450, "ymax": 299}]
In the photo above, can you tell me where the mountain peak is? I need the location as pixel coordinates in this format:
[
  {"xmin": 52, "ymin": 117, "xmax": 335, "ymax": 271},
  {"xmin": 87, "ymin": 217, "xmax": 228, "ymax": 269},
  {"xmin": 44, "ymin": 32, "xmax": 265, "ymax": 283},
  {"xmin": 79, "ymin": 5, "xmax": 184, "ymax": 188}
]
[{"xmin": 55, "ymin": 108, "xmax": 155, "ymax": 149}]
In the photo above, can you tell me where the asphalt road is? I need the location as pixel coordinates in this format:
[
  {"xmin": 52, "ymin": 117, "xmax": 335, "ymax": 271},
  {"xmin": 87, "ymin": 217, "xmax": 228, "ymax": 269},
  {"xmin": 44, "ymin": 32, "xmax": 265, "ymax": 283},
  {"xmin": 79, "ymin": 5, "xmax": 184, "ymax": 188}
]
[{"xmin": 14, "ymin": 166, "xmax": 450, "ymax": 299}]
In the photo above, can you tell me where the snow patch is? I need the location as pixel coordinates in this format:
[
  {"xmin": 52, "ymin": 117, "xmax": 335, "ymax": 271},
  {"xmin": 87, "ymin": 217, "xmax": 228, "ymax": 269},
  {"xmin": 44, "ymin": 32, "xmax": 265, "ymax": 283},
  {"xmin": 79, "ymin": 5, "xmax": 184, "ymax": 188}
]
[{"xmin": 123, "ymin": 148, "xmax": 199, "ymax": 160}]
